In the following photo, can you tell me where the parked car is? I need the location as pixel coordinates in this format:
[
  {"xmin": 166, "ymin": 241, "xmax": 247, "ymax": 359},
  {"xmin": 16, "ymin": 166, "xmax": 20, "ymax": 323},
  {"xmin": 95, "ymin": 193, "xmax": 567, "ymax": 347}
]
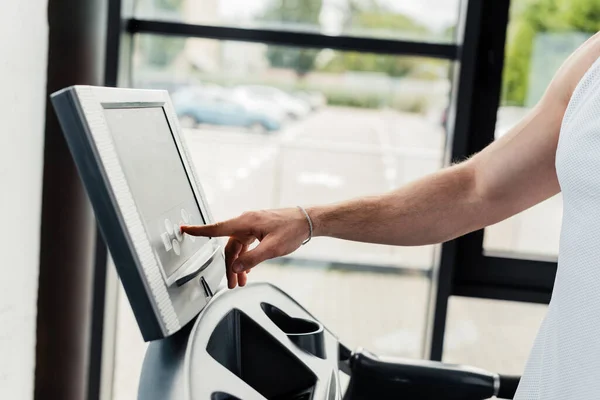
[
  {"xmin": 293, "ymin": 90, "xmax": 327, "ymax": 110},
  {"xmin": 232, "ymin": 85, "xmax": 311, "ymax": 119},
  {"xmin": 229, "ymin": 88, "xmax": 289, "ymax": 124},
  {"xmin": 172, "ymin": 87, "xmax": 282, "ymax": 133}
]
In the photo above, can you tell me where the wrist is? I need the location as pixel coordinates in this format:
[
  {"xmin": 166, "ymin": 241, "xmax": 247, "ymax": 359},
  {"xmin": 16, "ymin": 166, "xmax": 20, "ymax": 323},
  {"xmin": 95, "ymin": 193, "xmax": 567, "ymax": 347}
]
[{"xmin": 305, "ymin": 206, "xmax": 325, "ymax": 237}]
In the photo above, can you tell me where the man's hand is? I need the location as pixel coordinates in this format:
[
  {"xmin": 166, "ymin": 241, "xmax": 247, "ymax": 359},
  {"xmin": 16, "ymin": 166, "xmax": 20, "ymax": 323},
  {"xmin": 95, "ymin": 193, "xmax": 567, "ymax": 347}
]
[{"xmin": 181, "ymin": 208, "xmax": 311, "ymax": 289}]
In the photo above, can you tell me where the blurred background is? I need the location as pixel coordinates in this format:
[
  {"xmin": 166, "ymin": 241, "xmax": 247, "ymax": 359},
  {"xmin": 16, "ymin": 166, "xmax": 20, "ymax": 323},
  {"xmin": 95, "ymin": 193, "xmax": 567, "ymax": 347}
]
[{"xmin": 3, "ymin": 0, "xmax": 600, "ymax": 399}]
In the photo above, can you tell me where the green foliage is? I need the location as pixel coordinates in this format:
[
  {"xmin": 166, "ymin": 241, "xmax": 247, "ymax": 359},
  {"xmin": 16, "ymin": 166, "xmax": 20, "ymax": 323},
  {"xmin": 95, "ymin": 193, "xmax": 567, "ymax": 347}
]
[
  {"xmin": 326, "ymin": 91, "xmax": 384, "ymax": 109},
  {"xmin": 139, "ymin": 35, "xmax": 186, "ymax": 67},
  {"xmin": 261, "ymin": 0, "xmax": 323, "ymax": 77},
  {"xmin": 502, "ymin": 0, "xmax": 600, "ymax": 106},
  {"xmin": 309, "ymin": 89, "xmax": 429, "ymax": 113},
  {"xmin": 351, "ymin": 11, "xmax": 429, "ymax": 37},
  {"xmin": 136, "ymin": 0, "xmax": 185, "ymax": 66},
  {"xmin": 563, "ymin": 0, "xmax": 600, "ymax": 32},
  {"xmin": 158, "ymin": 0, "xmax": 183, "ymax": 10},
  {"xmin": 319, "ymin": 9, "xmax": 438, "ymax": 79},
  {"xmin": 266, "ymin": 47, "xmax": 321, "ymax": 77},
  {"xmin": 502, "ymin": 20, "xmax": 536, "ymax": 106},
  {"xmin": 261, "ymin": 0, "xmax": 445, "ymax": 81},
  {"xmin": 320, "ymin": 51, "xmax": 420, "ymax": 78},
  {"xmin": 261, "ymin": 0, "xmax": 322, "ymax": 23},
  {"xmin": 442, "ymin": 25, "xmax": 456, "ymax": 41}
]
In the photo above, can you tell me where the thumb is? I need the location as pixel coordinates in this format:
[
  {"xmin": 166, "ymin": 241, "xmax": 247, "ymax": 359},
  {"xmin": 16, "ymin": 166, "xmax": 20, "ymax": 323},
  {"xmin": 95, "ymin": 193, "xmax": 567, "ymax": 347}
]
[{"xmin": 232, "ymin": 237, "xmax": 279, "ymax": 273}]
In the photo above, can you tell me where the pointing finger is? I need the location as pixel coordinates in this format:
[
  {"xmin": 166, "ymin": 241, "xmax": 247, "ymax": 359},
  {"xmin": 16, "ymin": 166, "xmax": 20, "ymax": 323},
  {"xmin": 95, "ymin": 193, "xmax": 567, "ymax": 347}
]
[{"xmin": 181, "ymin": 219, "xmax": 242, "ymax": 238}]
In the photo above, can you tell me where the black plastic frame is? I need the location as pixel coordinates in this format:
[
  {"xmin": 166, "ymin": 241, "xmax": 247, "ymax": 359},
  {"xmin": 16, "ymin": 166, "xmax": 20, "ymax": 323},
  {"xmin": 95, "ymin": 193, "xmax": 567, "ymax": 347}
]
[
  {"xmin": 127, "ymin": 19, "xmax": 459, "ymax": 59},
  {"xmin": 92, "ymin": 2, "xmax": 562, "ymax": 397}
]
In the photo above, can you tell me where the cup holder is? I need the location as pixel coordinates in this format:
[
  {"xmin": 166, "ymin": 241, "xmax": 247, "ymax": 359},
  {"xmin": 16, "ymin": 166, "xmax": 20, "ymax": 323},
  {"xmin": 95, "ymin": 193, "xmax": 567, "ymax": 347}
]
[
  {"xmin": 261, "ymin": 303, "xmax": 326, "ymax": 359},
  {"xmin": 207, "ymin": 309, "xmax": 317, "ymax": 400}
]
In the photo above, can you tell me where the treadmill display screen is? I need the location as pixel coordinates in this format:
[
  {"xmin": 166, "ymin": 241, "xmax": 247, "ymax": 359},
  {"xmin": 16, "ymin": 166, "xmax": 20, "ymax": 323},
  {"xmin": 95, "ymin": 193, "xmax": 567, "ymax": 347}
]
[{"xmin": 104, "ymin": 107, "xmax": 209, "ymax": 278}]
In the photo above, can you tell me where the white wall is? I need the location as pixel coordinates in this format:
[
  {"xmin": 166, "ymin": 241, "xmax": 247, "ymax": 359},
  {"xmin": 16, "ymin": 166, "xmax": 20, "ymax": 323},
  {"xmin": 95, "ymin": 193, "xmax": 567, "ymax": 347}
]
[{"xmin": 0, "ymin": 1, "xmax": 48, "ymax": 399}]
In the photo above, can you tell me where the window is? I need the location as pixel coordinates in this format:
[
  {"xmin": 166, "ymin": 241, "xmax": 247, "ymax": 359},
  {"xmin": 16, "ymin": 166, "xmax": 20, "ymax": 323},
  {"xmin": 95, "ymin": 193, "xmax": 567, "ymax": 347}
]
[
  {"xmin": 443, "ymin": 297, "xmax": 547, "ymax": 375},
  {"xmin": 484, "ymin": 0, "xmax": 599, "ymax": 258},
  {"xmin": 134, "ymin": 0, "xmax": 461, "ymax": 43},
  {"xmin": 112, "ymin": 26, "xmax": 457, "ymax": 396},
  {"xmin": 104, "ymin": 1, "xmax": 568, "ymax": 398},
  {"xmin": 134, "ymin": 33, "xmax": 453, "ymax": 334}
]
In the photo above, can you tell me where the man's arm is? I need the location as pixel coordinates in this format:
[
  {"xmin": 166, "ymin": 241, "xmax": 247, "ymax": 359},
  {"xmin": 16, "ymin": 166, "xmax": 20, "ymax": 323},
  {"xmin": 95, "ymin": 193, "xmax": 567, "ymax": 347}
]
[
  {"xmin": 310, "ymin": 97, "xmax": 564, "ymax": 246},
  {"xmin": 182, "ymin": 33, "xmax": 600, "ymax": 288}
]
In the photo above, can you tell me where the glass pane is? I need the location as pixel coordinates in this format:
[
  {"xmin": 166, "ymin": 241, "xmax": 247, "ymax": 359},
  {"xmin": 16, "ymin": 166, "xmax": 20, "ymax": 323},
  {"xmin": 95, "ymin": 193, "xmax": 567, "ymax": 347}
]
[
  {"xmin": 134, "ymin": 0, "xmax": 461, "ymax": 43},
  {"xmin": 443, "ymin": 297, "xmax": 547, "ymax": 375},
  {"xmin": 484, "ymin": 194, "xmax": 562, "ymax": 258},
  {"xmin": 485, "ymin": 1, "xmax": 599, "ymax": 257},
  {"xmin": 111, "ymin": 35, "xmax": 454, "ymax": 398}
]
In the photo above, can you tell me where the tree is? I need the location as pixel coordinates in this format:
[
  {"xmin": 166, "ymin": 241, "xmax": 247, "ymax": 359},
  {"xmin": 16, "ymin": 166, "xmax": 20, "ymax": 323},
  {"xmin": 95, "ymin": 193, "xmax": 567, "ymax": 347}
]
[
  {"xmin": 139, "ymin": 36, "xmax": 186, "ymax": 67},
  {"xmin": 502, "ymin": 0, "xmax": 600, "ymax": 106},
  {"xmin": 137, "ymin": 0, "xmax": 186, "ymax": 67},
  {"xmin": 261, "ymin": 0, "xmax": 323, "ymax": 78},
  {"xmin": 319, "ymin": 7, "xmax": 439, "ymax": 79}
]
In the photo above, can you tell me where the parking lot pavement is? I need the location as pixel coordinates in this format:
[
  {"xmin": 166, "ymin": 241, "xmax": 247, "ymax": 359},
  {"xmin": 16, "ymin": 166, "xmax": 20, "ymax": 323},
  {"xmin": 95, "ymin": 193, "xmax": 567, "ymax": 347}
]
[
  {"xmin": 184, "ymin": 106, "xmax": 444, "ymax": 269},
  {"xmin": 112, "ymin": 106, "xmax": 557, "ymax": 399}
]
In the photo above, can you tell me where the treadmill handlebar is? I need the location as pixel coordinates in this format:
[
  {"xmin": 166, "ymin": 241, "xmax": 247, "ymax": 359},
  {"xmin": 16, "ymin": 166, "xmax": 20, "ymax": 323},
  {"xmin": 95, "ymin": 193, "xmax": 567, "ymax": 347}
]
[
  {"xmin": 343, "ymin": 348, "xmax": 519, "ymax": 400},
  {"xmin": 498, "ymin": 374, "xmax": 521, "ymax": 399}
]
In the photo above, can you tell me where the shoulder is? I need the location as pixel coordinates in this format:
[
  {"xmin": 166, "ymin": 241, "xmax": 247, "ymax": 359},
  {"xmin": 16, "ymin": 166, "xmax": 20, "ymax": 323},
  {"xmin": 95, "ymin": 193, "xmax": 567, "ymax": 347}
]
[{"xmin": 545, "ymin": 32, "xmax": 600, "ymax": 108}]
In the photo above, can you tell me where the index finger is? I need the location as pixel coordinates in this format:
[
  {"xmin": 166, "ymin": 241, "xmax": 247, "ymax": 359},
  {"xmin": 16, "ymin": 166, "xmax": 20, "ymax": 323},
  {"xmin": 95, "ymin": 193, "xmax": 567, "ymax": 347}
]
[{"xmin": 181, "ymin": 219, "xmax": 241, "ymax": 237}]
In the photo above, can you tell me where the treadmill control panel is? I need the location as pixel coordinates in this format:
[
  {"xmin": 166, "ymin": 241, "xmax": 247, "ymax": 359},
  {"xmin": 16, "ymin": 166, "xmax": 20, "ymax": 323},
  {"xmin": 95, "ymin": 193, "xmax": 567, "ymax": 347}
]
[{"xmin": 51, "ymin": 86, "xmax": 227, "ymax": 340}]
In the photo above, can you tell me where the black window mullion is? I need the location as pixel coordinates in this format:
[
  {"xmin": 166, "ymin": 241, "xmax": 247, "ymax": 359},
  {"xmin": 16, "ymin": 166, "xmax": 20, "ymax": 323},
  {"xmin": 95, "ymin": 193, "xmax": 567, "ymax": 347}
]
[
  {"xmin": 454, "ymin": 255, "xmax": 557, "ymax": 304},
  {"xmin": 450, "ymin": 0, "xmax": 558, "ymax": 306},
  {"xmin": 424, "ymin": 0, "xmax": 486, "ymax": 362},
  {"xmin": 127, "ymin": 18, "xmax": 459, "ymax": 59},
  {"xmin": 426, "ymin": 0, "xmax": 512, "ymax": 361},
  {"xmin": 453, "ymin": 284, "xmax": 552, "ymax": 304}
]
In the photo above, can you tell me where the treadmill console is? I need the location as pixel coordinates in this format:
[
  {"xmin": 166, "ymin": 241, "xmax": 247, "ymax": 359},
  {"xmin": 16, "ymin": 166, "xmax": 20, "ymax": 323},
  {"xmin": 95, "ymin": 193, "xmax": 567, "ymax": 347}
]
[{"xmin": 51, "ymin": 86, "xmax": 226, "ymax": 341}]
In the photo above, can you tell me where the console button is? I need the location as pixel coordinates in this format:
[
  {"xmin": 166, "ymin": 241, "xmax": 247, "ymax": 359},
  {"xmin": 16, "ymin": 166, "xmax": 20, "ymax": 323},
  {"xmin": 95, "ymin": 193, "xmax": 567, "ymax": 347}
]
[
  {"xmin": 164, "ymin": 219, "xmax": 174, "ymax": 236},
  {"xmin": 161, "ymin": 232, "xmax": 172, "ymax": 251},
  {"xmin": 175, "ymin": 222, "xmax": 184, "ymax": 242},
  {"xmin": 181, "ymin": 209, "xmax": 190, "ymax": 223},
  {"xmin": 172, "ymin": 239, "xmax": 181, "ymax": 256}
]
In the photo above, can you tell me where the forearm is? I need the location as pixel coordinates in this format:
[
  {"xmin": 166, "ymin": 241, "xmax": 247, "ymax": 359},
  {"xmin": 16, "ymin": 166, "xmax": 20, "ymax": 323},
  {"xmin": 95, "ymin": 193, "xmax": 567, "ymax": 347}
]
[{"xmin": 307, "ymin": 163, "xmax": 483, "ymax": 246}]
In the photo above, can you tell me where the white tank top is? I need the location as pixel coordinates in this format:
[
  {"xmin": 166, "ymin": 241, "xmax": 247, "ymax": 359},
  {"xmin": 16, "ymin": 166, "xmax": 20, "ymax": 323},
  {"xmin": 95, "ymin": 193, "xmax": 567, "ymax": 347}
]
[{"xmin": 515, "ymin": 56, "xmax": 600, "ymax": 399}]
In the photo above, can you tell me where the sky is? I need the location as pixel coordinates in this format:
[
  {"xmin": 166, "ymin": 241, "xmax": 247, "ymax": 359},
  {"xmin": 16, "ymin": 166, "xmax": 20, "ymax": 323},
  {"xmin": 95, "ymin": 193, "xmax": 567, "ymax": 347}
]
[{"xmin": 217, "ymin": 0, "xmax": 461, "ymax": 32}]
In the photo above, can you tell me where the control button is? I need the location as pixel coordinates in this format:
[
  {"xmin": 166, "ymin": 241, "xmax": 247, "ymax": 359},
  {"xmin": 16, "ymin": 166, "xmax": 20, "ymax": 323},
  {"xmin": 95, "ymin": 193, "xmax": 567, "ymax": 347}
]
[
  {"xmin": 181, "ymin": 209, "xmax": 190, "ymax": 223},
  {"xmin": 164, "ymin": 219, "xmax": 174, "ymax": 236},
  {"xmin": 175, "ymin": 222, "xmax": 184, "ymax": 242},
  {"xmin": 161, "ymin": 232, "xmax": 172, "ymax": 251},
  {"xmin": 172, "ymin": 239, "xmax": 181, "ymax": 256}
]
